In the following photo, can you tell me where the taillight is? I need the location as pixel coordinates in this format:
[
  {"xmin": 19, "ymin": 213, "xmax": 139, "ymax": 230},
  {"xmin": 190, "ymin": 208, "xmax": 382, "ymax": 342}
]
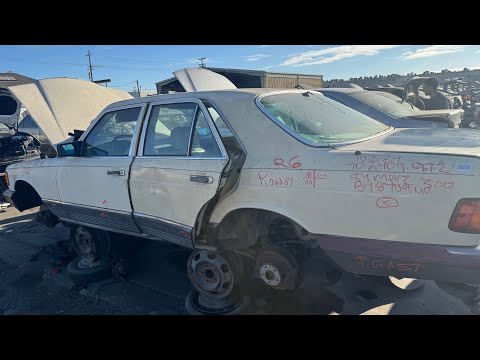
[
  {"xmin": 449, "ymin": 199, "xmax": 480, "ymax": 233},
  {"xmin": 3, "ymin": 171, "xmax": 9, "ymax": 187}
]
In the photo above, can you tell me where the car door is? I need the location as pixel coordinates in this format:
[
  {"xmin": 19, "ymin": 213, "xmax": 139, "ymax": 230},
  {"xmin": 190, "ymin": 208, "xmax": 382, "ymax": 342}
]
[
  {"xmin": 130, "ymin": 99, "xmax": 229, "ymax": 248},
  {"xmin": 56, "ymin": 104, "xmax": 146, "ymax": 234}
]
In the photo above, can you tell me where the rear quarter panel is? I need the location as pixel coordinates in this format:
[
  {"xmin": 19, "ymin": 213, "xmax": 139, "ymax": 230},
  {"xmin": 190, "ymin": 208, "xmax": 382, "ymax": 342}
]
[{"xmin": 211, "ymin": 148, "xmax": 480, "ymax": 246}]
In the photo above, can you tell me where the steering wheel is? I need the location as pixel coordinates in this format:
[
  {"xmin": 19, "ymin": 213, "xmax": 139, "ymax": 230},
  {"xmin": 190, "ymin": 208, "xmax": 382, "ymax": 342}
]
[{"xmin": 111, "ymin": 134, "xmax": 133, "ymax": 155}]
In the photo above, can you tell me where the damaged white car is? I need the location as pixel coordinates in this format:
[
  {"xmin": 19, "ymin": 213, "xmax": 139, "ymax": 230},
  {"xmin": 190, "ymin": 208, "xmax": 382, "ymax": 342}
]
[{"xmin": 5, "ymin": 68, "xmax": 480, "ymax": 312}]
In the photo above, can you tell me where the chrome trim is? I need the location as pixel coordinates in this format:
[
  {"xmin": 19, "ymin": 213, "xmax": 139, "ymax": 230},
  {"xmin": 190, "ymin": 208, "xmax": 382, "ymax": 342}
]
[
  {"xmin": 254, "ymin": 91, "xmax": 395, "ymax": 148},
  {"xmin": 187, "ymin": 105, "xmax": 199, "ymax": 156},
  {"xmin": 137, "ymin": 100, "xmax": 228, "ymax": 160},
  {"xmin": 199, "ymin": 98, "xmax": 248, "ymax": 155},
  {"xmin": 133, "ymin": 212, "xmax": 193, "ymax": 248},
  {"xmin": 59, "ymin": 202, "xmax": 141, "ymax": 234},
  {"xmin": 135, "ymin": 156, "xmax": 226, "ymax": 161},
  {"xmin": 60, "ymin": 218, "xmax": 157, "ymax": 240},
  {"xmin": 196, "ymin": 101, "xmax": 228, "ymax": 159},
  {"xmin": 446, "ymin": 246, "xmax": 480, "ymax": 256},
  {"xmin": 134, "ymin": 212, "xmax": 191, "ymax": 232}
]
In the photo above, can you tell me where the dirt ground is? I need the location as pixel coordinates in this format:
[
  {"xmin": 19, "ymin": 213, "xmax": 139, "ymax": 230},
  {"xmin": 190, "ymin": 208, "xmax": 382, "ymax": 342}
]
[{"xmin": 0, "ymin": 206, "xmax": 478, "ymax": 315}]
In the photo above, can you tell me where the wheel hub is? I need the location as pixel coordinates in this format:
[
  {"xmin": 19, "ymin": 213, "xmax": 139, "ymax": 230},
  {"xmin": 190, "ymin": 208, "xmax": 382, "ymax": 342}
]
[
  {"xmin": 188, "ymin": 250, "xmax": 235, "ymax": 299},
  {"xmin": 260, "ymin": 264, "xmax": 281, "ymax": 286}
]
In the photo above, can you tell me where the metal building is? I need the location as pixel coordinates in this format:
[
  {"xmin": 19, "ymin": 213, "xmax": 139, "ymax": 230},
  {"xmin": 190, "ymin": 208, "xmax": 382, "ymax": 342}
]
[{"xmin": 156, "ymin": 67, "xmax": 324, "ymax": 94}]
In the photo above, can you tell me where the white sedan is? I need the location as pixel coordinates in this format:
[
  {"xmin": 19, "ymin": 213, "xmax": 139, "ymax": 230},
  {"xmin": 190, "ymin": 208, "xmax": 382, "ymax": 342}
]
[{"xmin": 5, "ymin": 70, "xmax": 480, "ymax": 310}]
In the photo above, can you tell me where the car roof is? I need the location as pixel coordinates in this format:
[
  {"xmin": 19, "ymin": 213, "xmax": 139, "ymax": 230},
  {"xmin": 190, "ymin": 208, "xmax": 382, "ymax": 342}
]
[
  {"xmin": 104, "ymin": 88, "xmax": 302, "ymax": 109},
  {"xmin": 316, "ymin": 88, "xmax": 362, "ymax": 94}
]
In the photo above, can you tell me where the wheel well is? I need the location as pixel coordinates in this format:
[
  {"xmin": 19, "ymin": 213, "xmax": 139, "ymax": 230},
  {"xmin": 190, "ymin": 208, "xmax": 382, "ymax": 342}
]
[
  {"xmin": 214, "ymin": 208, "xmax": 310, "ymax": 250},
  {"xmin": 13, "ymin": 180, "xmax": 43, "ymax": 211}
]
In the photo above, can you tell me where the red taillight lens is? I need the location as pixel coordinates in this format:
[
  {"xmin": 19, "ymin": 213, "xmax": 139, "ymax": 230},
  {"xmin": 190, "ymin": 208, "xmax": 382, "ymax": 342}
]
[{"xmin": 449, "ymin": 199, "xmax": 480, "ymax": 233}]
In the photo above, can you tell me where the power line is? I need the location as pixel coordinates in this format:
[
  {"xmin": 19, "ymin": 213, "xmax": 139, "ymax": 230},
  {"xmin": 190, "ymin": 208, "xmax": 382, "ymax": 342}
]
[{"xmin": 110, "ymin": 80, "xmax": 137, "ymax": 88}]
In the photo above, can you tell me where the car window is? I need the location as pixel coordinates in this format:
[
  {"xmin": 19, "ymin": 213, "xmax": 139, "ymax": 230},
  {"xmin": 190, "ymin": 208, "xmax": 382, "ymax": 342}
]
[
  {"xmin": 143, "ymin": 103, "xmax": 197, "ymax": 156},
  {"xmin": 203, "ymin": 100, "xmax": 243, "ymax": 157},
  {"xmin": 191, "ymin": 111, "xmax": 222, "ymax": 157},
  {"xmin": 258, "ymin": 92, "xmax": 390, "ymax": 145},
  {"xmin": 350, "ymin": 91, "xmax": 418, "ymax": 118},
  {"xmin": 83, "ymin": 107, "xmax": 141, "ymax": 157}
]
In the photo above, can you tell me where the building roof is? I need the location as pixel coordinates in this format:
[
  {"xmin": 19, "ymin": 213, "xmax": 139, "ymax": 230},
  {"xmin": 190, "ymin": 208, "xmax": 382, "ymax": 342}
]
[
  {"xmin": 156, "ymin": 67, "xmax": 323, "ymax": 86},
  {"xmin": 206, "ymin": 67, "xmax": 324, "ymax": 78},
  {"xmin": 0, "ymin": 72, "xmax": 36, "ymax": 88}
]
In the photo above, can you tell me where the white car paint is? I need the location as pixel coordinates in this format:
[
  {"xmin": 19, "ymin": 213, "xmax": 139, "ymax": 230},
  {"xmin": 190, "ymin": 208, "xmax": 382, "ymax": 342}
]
[
  {"xmin": 8, "ymin": 78, "xmax": 133, "ymax": 144},
  {"xmin": 6, "ymin": 89, "xmax": 480, "ymax": 252},
  {"xmin": 173, "ymin": 68, "xmax": 237, "ymax": 92}
]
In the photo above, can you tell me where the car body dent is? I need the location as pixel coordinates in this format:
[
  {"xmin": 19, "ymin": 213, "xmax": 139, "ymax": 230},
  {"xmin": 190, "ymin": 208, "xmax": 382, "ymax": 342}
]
[{"xmin": 6, "ymin": 88, "xmax": 480, "ymax": 285}]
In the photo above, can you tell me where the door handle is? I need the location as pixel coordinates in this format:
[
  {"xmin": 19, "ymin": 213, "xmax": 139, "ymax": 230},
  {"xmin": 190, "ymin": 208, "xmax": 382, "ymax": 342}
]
[
  {"xmin": 190, "ymin": 175, "xmax": 213, "ymax": 184},
  {"xmin": 107, "ymin": 170, "xmax": 126, "ymax": 176}
]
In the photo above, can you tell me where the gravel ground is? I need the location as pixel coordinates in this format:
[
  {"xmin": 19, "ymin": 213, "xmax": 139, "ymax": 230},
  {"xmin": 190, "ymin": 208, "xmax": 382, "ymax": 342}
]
[{"xmin": 0, "ymin": 205, "xmax": 478, "ymax": 315}]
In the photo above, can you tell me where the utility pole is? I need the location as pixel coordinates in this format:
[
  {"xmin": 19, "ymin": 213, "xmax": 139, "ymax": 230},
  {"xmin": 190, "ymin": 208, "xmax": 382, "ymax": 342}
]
[
  {"xmin": 86, "ymin": 50, "xmax": 94, "ymax": 82},
  {"xmin": 136, "ymin": 80, "xmax": 140, "ymax": 97},
  {"xmin": 198, "ymin": 57, "xmax": 206, "ymax": 68}
]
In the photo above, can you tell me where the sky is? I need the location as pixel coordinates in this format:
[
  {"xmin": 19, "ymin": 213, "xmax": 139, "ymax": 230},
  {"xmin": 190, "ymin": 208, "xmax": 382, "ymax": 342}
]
[{"xmin": 1, "ymin": 45, "xmax": 479, "ymax": 92}]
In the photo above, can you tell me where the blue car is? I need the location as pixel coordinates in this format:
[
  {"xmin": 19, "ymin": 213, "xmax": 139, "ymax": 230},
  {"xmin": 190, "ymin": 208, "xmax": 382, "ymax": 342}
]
[{"xmin": 316, "ymin": 88, "xmax": 463, "ymax": 129}]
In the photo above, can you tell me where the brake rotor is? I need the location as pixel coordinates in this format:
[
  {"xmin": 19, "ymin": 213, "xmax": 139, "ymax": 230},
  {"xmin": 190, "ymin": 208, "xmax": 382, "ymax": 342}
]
[{"xmin": 255, "ymin": 245, "xmax": 302, "ymax": 291}]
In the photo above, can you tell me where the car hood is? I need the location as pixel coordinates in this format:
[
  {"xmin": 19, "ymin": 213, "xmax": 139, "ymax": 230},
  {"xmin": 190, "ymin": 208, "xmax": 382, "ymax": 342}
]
[
  {"xmin": 7, "ymin": 78, "xmax": 133, "ymax": 144},
  {"xmin": 341, "ymin": 128, "xmax": 480, "ymax": 157},
  {"xmin": 173, "ymin": 68, "xmax": 237, "ymax": 92},
  {"xmin": 404, "ymin": 108, "xmax": 464, "ymax": 127}
]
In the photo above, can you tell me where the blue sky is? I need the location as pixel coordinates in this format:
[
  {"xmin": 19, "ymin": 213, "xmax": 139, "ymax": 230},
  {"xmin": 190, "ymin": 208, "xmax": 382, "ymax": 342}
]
[{"xmin": 1, "ymin": 45, "xmax": 479, "ymax": 91}]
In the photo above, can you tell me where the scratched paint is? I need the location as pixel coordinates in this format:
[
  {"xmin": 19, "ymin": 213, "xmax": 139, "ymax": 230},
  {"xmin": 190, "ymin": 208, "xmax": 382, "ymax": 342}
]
[
  {"xmin": 348, "ymin": 154, "xmax": 451, "ymax": 174},
  {"xmin": 354, "ymin": 255, "xmax": 424, "ymax": 273}
]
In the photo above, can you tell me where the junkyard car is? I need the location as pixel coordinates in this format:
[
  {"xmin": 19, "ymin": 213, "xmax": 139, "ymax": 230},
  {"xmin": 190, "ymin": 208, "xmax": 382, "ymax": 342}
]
[
  {"xmin": 6, "ymin": 81, "xmax": 480, "ymax": 308},
  {"xmin": 317, "ymin": 88, "xmax": 464, "ymax": 129}
]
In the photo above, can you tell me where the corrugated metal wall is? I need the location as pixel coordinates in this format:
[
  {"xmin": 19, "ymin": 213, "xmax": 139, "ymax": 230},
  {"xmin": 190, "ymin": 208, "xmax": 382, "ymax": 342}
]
[{"xmin": 262, "ymin": 75, "xmax": 324, "ymax": 89}]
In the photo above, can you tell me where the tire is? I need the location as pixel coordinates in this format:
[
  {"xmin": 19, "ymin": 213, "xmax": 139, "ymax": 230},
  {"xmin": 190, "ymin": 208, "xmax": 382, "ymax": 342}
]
[
  {"xmin": 70, "ymin": 226, "xmax": 111, "ymax": 262},
  {"xmin": 184, "ymin": 289, "xmax": 250, "ymax": 315},
  {"xmin": 67, "ymin": 256, "xmax": 116, "ymax": 283}
]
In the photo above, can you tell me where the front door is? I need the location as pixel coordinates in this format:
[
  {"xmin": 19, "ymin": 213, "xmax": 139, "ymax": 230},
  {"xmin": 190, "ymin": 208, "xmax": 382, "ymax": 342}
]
[
  {"xmin": 56, "ymin": 105, "xmax": 146, "ymax": 234},
  {"xmin": 130, "ymin": 100, "xmax": 229, "ymax": 248}
]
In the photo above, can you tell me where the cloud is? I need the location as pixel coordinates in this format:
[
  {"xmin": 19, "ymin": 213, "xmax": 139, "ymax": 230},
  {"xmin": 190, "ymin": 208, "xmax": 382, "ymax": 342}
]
[
  {"xmin": 401, "ymin": 45, "xmax": 464, "ymax": 60},
  {"xmin": 476, "ymin": 50, "xmax": 480, "ymax": 53},
  {"xmin": 281, "ymin": 45, "xmax": 400, "ymax": 67},
  {"xmin": 257, "ymin": 45, "xmax": 271, "ymax": 48},
  {"xmin": 243, "ymin": 53, "xmax": 270, "ymax": 62}
]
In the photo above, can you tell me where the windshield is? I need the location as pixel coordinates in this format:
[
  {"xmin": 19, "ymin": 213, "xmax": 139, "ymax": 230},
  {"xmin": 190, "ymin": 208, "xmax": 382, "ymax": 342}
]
[
  {"xmin": 258, "ymin": 91, "xmax": 390, "ymax": 145},
  {"xmin": 351, "ymin": 91, "xmax": 418, "ymax": 118}
]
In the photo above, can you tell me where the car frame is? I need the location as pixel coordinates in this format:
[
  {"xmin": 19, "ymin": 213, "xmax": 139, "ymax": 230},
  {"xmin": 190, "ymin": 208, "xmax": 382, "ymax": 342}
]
[{"xmin": 5, "ymin": 87, "xmax": 480, "ymax": 309}]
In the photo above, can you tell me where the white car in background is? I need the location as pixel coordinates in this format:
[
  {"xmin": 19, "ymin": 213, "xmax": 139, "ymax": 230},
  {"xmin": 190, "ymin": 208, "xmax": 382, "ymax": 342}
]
[{"xmin": 4, "ymin": 68, "xmax": 480, "ymax": 313}]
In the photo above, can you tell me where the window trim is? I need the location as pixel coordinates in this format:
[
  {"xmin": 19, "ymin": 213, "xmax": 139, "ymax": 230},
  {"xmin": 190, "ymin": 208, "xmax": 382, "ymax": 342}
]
[
  {"xmin": 200, "ymin": 99, "xmax": 247, "ymax": 155},
  {"xmin": 255, "ymin": 90, "xmax": 394, "ymax": 148},
  {"xmin": 78, "ymin": 103, "xmax": 147, "ymax": 158},
  {"xmin": 137, "ymin": 99, "xmax": 228, "ymax": 160}
]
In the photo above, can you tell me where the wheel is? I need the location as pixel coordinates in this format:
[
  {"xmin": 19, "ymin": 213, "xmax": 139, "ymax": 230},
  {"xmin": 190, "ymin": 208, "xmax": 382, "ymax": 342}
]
[
  {"xmin": 70, "ymin": 226, "xmax": 111, "ymax": 263},
  {"xmin": 67, "ymin": 256, "xmax": 116, "ymax": 283},
  {"xmin": 187, "ymin": 250, "xmax": 245, "ymax": 300},
  {"xmin": 184, "ymin": 289, "xmax": 250, "ymax": 315}
]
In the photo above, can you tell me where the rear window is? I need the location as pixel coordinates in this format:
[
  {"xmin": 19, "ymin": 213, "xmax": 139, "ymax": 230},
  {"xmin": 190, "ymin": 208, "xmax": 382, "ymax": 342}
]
[{"xmin": 258, "ymin": 91, "xmax": 390, "ymax": 145}]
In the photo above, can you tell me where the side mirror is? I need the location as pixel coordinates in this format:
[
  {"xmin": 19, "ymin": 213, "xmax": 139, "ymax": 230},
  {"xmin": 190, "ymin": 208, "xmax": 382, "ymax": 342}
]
[{"xmin": 57, "ymin": 141, "xmax": 83, "ymax": 157}]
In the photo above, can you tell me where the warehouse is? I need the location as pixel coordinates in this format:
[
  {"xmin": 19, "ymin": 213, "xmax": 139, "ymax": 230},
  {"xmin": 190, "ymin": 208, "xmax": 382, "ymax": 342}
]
[{"xmin": 156, "ymin": 67, "xmax": 324, "ymax": 93}]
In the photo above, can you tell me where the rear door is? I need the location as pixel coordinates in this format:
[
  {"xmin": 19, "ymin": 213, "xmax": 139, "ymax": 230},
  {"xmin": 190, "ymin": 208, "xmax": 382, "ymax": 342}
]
[
  {"xmin": 56, "ymin": 104, "xmax": 146, "ymax": 234},
  {"xmin": 130, "ymin": 99, "xmax": 229, "ymax": 248}
]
